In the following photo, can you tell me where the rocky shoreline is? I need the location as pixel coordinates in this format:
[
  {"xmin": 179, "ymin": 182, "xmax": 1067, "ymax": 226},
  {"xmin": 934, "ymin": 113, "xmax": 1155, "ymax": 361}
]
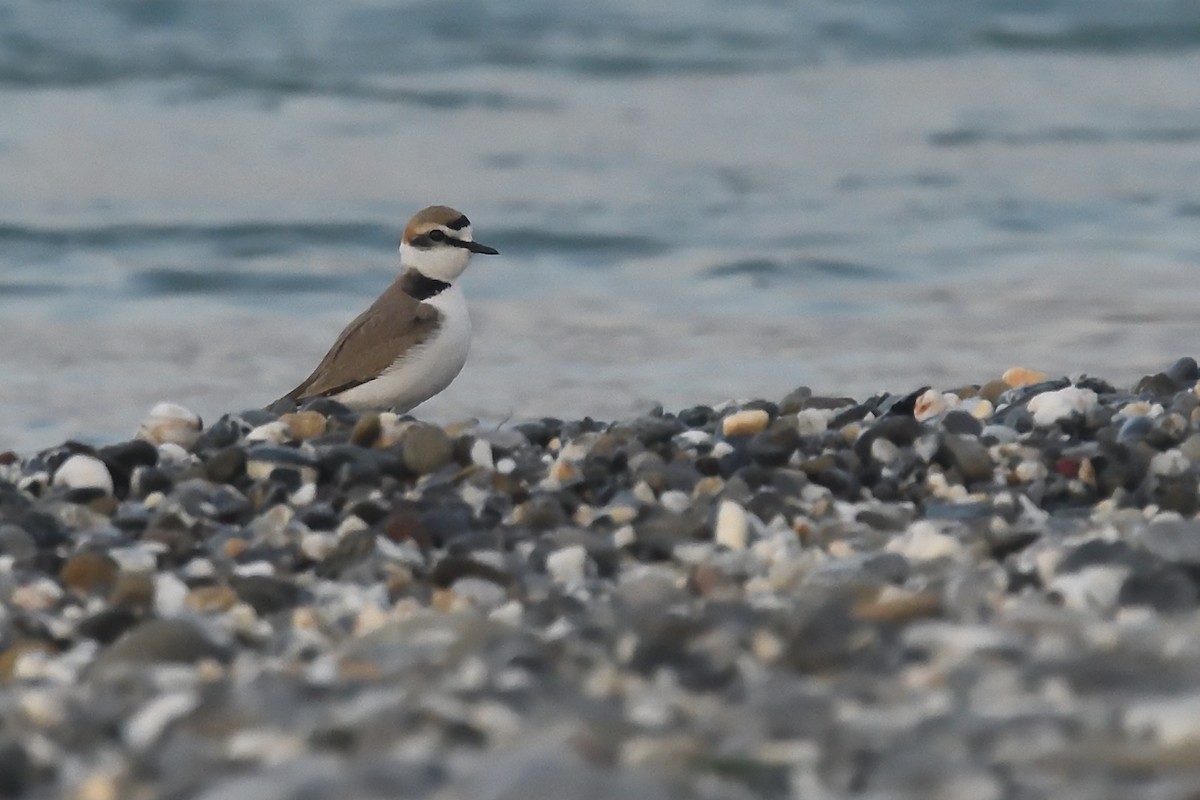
[{"xmin": 3, "ymin": 359, "xmax": 1200, "ymax": 799}]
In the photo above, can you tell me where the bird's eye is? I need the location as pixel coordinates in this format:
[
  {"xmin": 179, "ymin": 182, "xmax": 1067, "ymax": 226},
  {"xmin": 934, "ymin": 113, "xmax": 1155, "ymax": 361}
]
[{"xmin": 428, "ymin": 229, "xmax": 446, "ymax": 242}]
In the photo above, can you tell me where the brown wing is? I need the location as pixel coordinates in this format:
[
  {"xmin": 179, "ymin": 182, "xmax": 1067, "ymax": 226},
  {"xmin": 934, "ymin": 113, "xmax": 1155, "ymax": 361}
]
[{"xmin": 282, "ymin": 278, "xmax": 442, "ymax": 402}]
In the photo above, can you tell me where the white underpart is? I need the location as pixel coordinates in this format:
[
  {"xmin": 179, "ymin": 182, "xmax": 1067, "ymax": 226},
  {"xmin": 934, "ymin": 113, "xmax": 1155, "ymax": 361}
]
[{"xmin": 333, "ymin": 283, "xmax": 472, "ymax": 412}]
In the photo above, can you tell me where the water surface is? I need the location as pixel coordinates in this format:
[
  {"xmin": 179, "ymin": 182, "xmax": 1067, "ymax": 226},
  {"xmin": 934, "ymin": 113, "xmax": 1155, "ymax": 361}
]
[{"xmin": 3, "ymin": 1, "xmax": 1200, "ymax": 451}]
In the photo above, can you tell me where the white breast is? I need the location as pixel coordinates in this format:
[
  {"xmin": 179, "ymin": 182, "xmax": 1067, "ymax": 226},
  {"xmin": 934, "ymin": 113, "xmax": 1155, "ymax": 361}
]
[{"xmin": 334, "ymin": 284, "xmax": 472, "ymax": 413}]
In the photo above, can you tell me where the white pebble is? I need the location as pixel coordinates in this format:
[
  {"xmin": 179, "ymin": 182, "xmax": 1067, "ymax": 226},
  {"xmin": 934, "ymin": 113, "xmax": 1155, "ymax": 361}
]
[
  {"xmin": 52, "ymin": 454, "xmax": 114, "ymax": 494},
  {"xmin": 1049, "ymin": 566, "xmax": 1126, "ymax": 613},
  {"xmin": 660, "ymin": 490, "xmax": 691, "ymax": 514},
  {"xmin": 612, "ymin": 525, "xmax": 637, "ymax": 549},
  {"xmin": 470, "ymin": 438, "xmax": 495, "ymax": 470},
  {"xmin": 300, "ymin": 532, "xmax": 336, "ymax": 562},
  {"xmin": 125, "ymin": 691, "xmax": 198, "ymax": 750},
  {"xmin": 886, "ymin": 521, "xmax": 963, "ymax": 562},
  {"xmin": 546, "ymin": 544, "xmax": 589, "ymax": 584},
  {"xmin": 289, "ymin": 482, "xmax": 317, "ymax": 506},
  {"xmin": 870, "ymin": 437, "xmax": 901, "ymax": 465},
  {"xmin": 136, "ymin": 402, "xmax": 202, "ymax": 448},
  {"xmin": 496, "ymin": 457, "xmax": 517, "ymax": 475},
  {"xmin": 233, "ymin": 560, "xmax": 276, "ymax": 577},
  {"xmin": 675, "ymin": 430, "xmax": 713, "ymax": 448},
  {"xmin": 246, "ymin": 421, "xmax": 290, "ymax": 444},
  {"xmin": 153, "ymin": 573, "xmax": 190, "ymax": 618},
  {"xmin": 11, "ymin": 579, "xmax": 63, "ymax": 611},
  {"xmin": 714, "ymin": 500, "xmax": 750, "ymax": 550},
  {"xmin": 709, "ymin": 441, "xmax": 735, "ymax": 459},
  {"xmin": 913, "ymin": 389, "xmax": 951, "ymax": 422},
  {"xmin": 1027, "ymin": 387, "xmax": 1097, "ymax": 426},
  {"xmin": 107, "ymin": 545, "xmax": 159, "ymax": 573},
  {"xmin": 451, "ymin": 577, "xmax": 508, "ymax": 611},
  {"xmin": 1152, "ymin": 449, "xmax": 1191, "ymax": 477},
  {"xmin": 156, "ymin": 443, "xmax": 193, "ymax": 467},
  {"xmin": 794, "ymin": 409, "xmax": 829, "ymax": 436},
  {"xmin": 181, "ymin": 558, "xmax": 216, "ymax": 580}
]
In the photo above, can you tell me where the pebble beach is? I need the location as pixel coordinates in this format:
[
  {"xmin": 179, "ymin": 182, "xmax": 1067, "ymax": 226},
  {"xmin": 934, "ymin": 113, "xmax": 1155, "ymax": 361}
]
[{"xmin": 3, "ymin": 360, "xmax": 1200, "ymax": 799}]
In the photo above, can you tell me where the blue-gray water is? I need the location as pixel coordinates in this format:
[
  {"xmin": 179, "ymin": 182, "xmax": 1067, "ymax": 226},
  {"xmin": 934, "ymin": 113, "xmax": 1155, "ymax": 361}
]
[{"xmin": 3, "ymin": 0, "xmax": 1200, "ymax": 452}]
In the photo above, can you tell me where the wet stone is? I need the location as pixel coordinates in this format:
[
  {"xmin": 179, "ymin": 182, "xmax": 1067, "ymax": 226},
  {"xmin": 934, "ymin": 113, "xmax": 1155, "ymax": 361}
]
[
  {"xmin": 1166, "ymin": 356, "xmax": 1200, "ymax": 384},
  {"xmin": 941, "ymin": 409, "xmax": 983, "ymax": 437},
  {"xmin": 1134, "ymin": 371, "xmax": 1183, "ymax": 397},
  {"xmin": 230, "ymin": 575, "xmax": 303, "ymax": 615},
  {"xmin": 0, "ymin": 524, "xmax": 37, "ymax": 563},
  {"xmin": 192, "ymin": 415, "xmax": 248, "ymax": 453},
  {"xmin": 204, "ymin": 447, "xmax": 247, "ymax": 483},
  {"xmin": 131, "ymin": 465, "xmax": 175, "ymax": 498},
  {"xmin": 0, "ymin": 742, "xmax": 32, "ymax": 798},
  {"xmin": 315, "ymin": 529, "xmax": 377, "ymax": 578},
  {"xmin": 677, "ymin": 405, "xmax": 715, "ymax": 428},
  {"xmin": 77, "ymin": 607, "xmax": 141, "ymax": 644},
  {"xmin": 1118, "ymin": 566, "xmax": 1198, "ymax": 612},
  {"xmin": 628, "ymin": 415, "xmax": 685, "ymax": 446},
  {"xmin": 747, "ymin": 424, "xmax": 800, "ymax": 467},
  {"xmin": 938, "ymin": 434, "xmax": 995, "ymax": 484}
]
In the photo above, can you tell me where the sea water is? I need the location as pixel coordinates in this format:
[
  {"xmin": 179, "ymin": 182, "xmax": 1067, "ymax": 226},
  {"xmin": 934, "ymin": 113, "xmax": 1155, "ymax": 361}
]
[{"xmin": 3, "ymin": 0, "xmax": 1200, "ymax": 451}]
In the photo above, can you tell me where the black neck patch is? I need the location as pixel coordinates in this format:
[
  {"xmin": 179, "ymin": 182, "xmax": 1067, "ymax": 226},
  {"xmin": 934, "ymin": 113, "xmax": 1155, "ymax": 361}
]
[{"xmin": 400, "ymin": 270, "xmax": 450, "ymax": 300}]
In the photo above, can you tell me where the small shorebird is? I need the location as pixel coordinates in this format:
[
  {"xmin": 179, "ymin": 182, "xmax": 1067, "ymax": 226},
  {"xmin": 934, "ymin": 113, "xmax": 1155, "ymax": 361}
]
[{"xmin": 280, "ymin": 205, "xmax": 498, "ymax": 412}]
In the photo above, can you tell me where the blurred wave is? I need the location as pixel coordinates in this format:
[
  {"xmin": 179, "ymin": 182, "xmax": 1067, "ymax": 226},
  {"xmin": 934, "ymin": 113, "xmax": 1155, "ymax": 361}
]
[{"xmin": 4, "ymin": 0, "xmax": 1200, "ymax": 94}]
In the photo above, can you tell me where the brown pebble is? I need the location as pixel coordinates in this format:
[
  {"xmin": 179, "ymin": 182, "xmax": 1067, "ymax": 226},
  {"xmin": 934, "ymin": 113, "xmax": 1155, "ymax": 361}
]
[
  {"xmin": 350, "ymin": 413, "xmax": 382, "ymax": 447},
  {"xmin": 60, "ymin": 552, "xmax": 119, "ymax": 595},
  {"xmin": 401, "ymin": 424, "xmax": 454, "ymax": 475},
  {"xmin": 853, "ymin": 590, "xmax": 941, "ymax": 622},
  {"xmin": 384, "ymin": 511, "xmax": 432, "ymax": 551},
  {"xmin": 0, "ymin": 451, "xmax": 17, "ymax": 466},
  {"xmin": 222, "ymin": 537, "xmax": 248, "ymax": 560},
  {"xmin": 952, "ymin": 385, "xmax": 980, "ymax": 399},
  {"xmin": 280, "ymin": 411, "xmax": 327, "ymax": 440},
  {"xmin": 722, "ymin": 409, "xmax": 770, "ymax": 437},
  {"xmin": 384, "ymin": 564, "xmax": 415, "ymax": 601},
  {"xmin": 338, "ymin": 659, "xmax": 383, "ymax": 681},
  {"xmin": 431, "ymin": 587, "xmax": 458, "ymax": 612},
  {"xmin": 1002, "ymin": 367, "xmax": 1049, "ymax": 388},
  {"xmin": 1078, "ymin": 457, "xmax": 1097, "ymax": 487},
  {"xmin": 86, "ymin": 495, "xmax": 119, "ymax": 517},
  {"xmin": 978, "ymin": 379, "xmax": 1010, "ymax": 404},
  {"xmin": 205, "ymin": 447, "xmax": 247, "ymax": 483},
  {"xmin": 550, "ymin": 461, "xmax": 580, "ymax": 483},
  {"xmin": 690, "ymin": 563, "xmax": 735, "ymax": 597},
  {"xmin": 185, "ymin": 584, "xmax": 239, "ymax": 613},
  {"xmin": 109, "ymin": 572, "xmax": 156, "ymax": 611}
]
